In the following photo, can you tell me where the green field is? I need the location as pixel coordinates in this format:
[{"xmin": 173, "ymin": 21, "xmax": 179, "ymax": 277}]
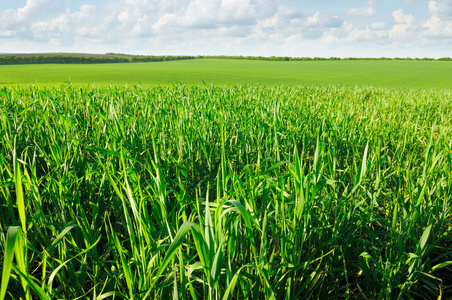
[
  {"xmin": 1, "ymin": 59, "xmax": 452, "ymax": 89},
  {"xmin": 1, "ymin": 83, "xmax": 451, "ymax": 299}
]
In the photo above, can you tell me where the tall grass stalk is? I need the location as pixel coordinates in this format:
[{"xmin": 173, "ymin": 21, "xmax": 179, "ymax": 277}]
[{"xmin": 0, "ymin": 84, "xmax": 451, "ymax": 299}]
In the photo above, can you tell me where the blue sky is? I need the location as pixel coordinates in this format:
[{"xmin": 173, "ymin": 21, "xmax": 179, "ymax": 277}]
[{"xmin": 1, "ymin": 0, "xmax": 451, "ymax": 57}]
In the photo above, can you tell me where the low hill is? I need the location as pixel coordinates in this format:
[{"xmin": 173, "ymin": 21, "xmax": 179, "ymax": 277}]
[
  {"xmin": 0, "ymin": 53, "xmax": 196, "ymax": 64},
  {"xmin": 0, "ymin": 52, "xmax": 126, "ymax": 58}
]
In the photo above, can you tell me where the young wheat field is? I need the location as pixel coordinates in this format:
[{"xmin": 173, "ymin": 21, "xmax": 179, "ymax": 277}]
[{"xmin": 1, "ymin": 84, "xmax": 451, "ymax": 299}]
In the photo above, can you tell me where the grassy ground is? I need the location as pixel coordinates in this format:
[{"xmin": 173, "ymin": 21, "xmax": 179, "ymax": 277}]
[
  {"xmin": 1, "ymin": 59, "xmax": 452, "ymax": 89},
  {"xmin": 1, "ymin": 84, "xmax": 451, "ymax": 299}
]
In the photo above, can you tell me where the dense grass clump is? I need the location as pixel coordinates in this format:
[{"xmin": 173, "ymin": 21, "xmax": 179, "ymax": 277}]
[{"xmin": 0, "ymin": 84, "xmax": 451, "ymax": 299}]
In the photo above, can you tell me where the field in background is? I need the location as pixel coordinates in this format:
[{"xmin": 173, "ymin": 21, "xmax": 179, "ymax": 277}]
[
  {"xmin": 1, "ymin": 84, "xmax": 451, "ymax": 299},
  {"xmin": 1, "ymin": 59, "xmax": 452, "ymax": 89}
]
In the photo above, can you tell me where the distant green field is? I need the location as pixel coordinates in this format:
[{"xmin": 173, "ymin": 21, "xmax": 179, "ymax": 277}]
[{"xmin": 1, "ymin": 59, "xmax": 452, "ymax": 89}]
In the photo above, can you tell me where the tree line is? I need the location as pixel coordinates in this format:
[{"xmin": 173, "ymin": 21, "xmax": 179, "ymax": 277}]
[
  {"xmin": 0, "ymin": 55, "xmax": 196, "ymax": 65},
  {"xmin": 0, "ymin": 56, "xmax": 129, "ymax": 64},
  {"xmin": 0, "ymin": 54, "xmax": 450, "ymax": 65},
  {"xmin": 198, "ymin": 55, "xmax": 452, "ymax": 61},
  {"xmin": 129, "ymin": 55, "xmax": 196, "ymax": 62}
]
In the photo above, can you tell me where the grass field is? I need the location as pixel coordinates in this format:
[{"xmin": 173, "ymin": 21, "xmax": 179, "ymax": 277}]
[
  {"xmin": 1, "ymin": 59, "xmax": 452, "ymax": 89},
  {"xmin": 1, "ymin": 83, "xmax": 451, "ymax": 299}
]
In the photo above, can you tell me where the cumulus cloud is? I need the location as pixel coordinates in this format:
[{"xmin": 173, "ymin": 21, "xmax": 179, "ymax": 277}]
[
  {"xmin": 177, "ymin": 0, "xmax": 277, "ymax": 29},
  {"xmin": 306, "ymin": 11, "xmax": 343, "ymax": 28},
  {"xmin": 423, "ymin": 0, "xmax": 452, "ymax": 36},
  {"xmin": 428, "ymin": 0, "xmax": 452, "ymax": 19},
  {"xmin": 0, "ymin": 0, "xmax": 451, "ymax": 57},
  {"xmin": 388, "ymin": 9, "xmax": 417, "ymax": 39},
  {"xmin": 392, "ymin": 9, "xmax": 415, "ymax": 25},
  {"xmin": 0, "ymin": 0, "xmax": 66, "ymax": 40}
]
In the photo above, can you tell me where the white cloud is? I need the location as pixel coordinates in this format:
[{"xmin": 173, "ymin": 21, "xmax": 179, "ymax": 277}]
[
  {"xmin": 347, "ymin": 24, "xmax": 389, "ymax": 42},
  {"xmin": 132, "ymin": 15, "xmax": 155, "ymax": 37},
  {"xmin": 306, "ymin": 11, "xmax": 343, "ymax": 28},
  {"xmin": 392, "ymin": 9, "xmax": 415, "ymax": 25},
  {"xmin": 423, "ymin": 0, "xmax": 452, "ymax": 36},
  {"xmin": 428, "ymin": 0, "xmax": 452, "ymax": 20},
  {"xmin": 73, "ymin": 5, "xmax": 96, "ymax": 20},
  {"xmin": 347, "ymin": 0, "xmax": 377, "ymax": 18},
  {"xmin": 179, "ymin": 0, "xmax": 277, "ymax": 29},
  {"xmin": 152, "ymin": 13, "xmax": 177, "ymax": 32},
  {"xmin": 389, "ymin": 9, "xmax": 416, "ymax": 39},
  {"xmin": 347, "ymin": 6, "xmax": 376, "ymax": 18},
  {"xmin": 0, "ymin": 0, "xmax": 451, "ymax": 57},
  {"xmin": 16, "ymin": 0, "xmax": 63, "ymax": 21},
  {"xmin": 258, "ymin": 16, "xmax": 278, "ymax": 29}
]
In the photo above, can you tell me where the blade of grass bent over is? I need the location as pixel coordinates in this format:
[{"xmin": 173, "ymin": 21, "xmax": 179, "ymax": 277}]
[{"xmin": 0, "ymin": 226, "xmax": 20, "ymax": 300}]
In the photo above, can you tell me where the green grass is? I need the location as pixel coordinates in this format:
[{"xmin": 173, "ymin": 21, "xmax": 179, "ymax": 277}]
[
  {"xmin": 1, "ymin": 59, "xmax": 452, "ymax": 89},
  {"xmin": 1, "ymin": 83, "xmax": 451, "ymax": 299}
]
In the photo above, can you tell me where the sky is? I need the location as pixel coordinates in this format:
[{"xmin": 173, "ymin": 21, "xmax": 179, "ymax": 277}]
[{"xmin": 0, "ymin": 0, "xmax": 451, "ymax": 58}]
